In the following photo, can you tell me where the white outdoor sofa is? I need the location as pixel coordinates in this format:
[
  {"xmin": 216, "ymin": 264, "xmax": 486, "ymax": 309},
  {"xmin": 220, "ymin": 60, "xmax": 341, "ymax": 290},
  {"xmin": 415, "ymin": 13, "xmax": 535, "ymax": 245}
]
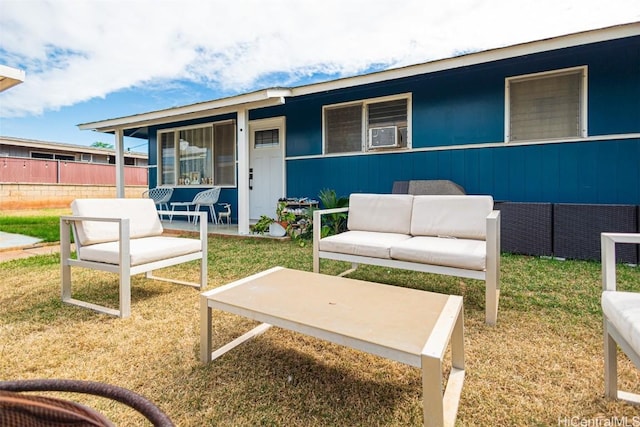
[
  {"xmin": 313, "ymin": 193, "xmax": 501, "ymax": 325},
  {"xmin": 601, "ymin": 232, "xmax": 640, "ymax": 404},
  {"xmin": 60, "ymin": 198, "xmax": 208, "ymax": 318}
]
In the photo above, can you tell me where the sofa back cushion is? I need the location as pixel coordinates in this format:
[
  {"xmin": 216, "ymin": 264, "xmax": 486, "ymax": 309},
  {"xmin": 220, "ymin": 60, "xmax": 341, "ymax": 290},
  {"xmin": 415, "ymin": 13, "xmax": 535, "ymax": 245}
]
[
  {"xmin": 71, "ymin": 198, "xmax": 164, "ymax": 246},
  {"xmin": 410, "ymin": 195, "xmax": 494, "ymax": 240},
  {"xmin": 347, "ymin": 194, "xmax": 414, "ymax": 235}
]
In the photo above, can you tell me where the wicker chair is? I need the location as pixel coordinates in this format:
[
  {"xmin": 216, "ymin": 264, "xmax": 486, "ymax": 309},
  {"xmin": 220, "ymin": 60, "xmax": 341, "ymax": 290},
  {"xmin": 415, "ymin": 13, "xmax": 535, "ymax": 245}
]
[{"xmin": 0, "ymin": 379, "xmax": 174, "ymax": 426}]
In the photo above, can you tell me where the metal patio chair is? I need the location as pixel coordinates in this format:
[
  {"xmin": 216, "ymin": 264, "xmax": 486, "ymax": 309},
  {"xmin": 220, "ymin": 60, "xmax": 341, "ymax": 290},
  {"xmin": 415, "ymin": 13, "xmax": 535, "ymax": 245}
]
[
  {"xmin": 143, "ymin": 186, "xmax": 174, "ymax": 220},
  {"xmin": 170, "ymin": 187, "xmax": 221, "ymax": 225}
]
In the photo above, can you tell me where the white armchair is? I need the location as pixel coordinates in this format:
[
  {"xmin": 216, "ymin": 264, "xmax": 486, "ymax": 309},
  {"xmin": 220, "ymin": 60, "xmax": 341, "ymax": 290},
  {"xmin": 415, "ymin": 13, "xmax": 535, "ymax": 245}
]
[
  {"xmin": 60, "ymin": 198, "xmax": 208, "ymax": 318},
  {"xmin": 601, "ymin": 232, "xmax": 640, "ymax": 404}
]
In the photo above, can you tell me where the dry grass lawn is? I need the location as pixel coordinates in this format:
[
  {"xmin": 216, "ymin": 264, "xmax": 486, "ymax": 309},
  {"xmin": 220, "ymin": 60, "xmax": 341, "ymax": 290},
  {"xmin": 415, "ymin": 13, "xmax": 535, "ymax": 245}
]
[{"xmin": 1, "ymin": 235, "xmax": 639, "ymax": 426}]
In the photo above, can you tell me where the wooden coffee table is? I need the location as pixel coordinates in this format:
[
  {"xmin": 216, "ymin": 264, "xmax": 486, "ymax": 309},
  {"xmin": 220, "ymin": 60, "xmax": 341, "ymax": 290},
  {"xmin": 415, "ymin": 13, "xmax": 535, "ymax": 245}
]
[{"xmin": 200, "ymin": 267, "xmax": 464, "ymax": 427}]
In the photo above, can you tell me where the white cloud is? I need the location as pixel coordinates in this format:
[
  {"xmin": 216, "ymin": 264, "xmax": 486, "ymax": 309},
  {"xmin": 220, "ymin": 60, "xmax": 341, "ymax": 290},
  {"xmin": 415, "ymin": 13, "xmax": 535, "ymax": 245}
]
[{"xmin": 1, "ymin": 0, "xmax": 638, "ymax": 117}]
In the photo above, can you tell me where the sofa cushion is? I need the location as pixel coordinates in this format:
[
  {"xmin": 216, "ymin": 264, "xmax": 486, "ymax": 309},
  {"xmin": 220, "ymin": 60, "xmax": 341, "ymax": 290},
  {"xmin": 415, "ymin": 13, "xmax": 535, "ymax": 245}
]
[
  {"xmin": 347, "ymin": 194, "xmax": 414, "ymax": 235},
  {"xmin": 410, "ymin": 195, "xmax": 493, "ymax": 240},
  {"xmin": 390, "ymin": 236, "xmax": 486, "ymax": 270},
  {"xmin": 602, "ymin": 290, "xmax": 640, "ymax": 357},
  {"xmin": 319, "ymin": 230, "xmax": 412, "ymax": 259},
  {"xmin": 78, "ymin": 236, "xmax": 202, "ymax": 266},
  {"xmin": 72, "ymin": 199, "xmax": 164, "ymax": 246}
]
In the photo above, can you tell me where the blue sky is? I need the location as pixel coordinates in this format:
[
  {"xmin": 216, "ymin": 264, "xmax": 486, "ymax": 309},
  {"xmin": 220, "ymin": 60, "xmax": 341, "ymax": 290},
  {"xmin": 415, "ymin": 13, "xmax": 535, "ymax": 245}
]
[{"xmin": 1, "ymin": 0, "xmax": 639, "ymax": 154}]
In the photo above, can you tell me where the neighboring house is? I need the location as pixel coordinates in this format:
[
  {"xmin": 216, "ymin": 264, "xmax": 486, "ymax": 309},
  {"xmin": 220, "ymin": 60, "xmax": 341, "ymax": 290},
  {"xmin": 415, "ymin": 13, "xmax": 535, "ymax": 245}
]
[
  {"xmin": 0, "ymin": 136, "xmax": 148, "ymax": 185},
  {"xmin": 0, "ymin": 136, "xmax": 147, "ymax": 167},
  {"xmin": 79, "ymin": 23, "xmax": 640, "ymax": 236}
]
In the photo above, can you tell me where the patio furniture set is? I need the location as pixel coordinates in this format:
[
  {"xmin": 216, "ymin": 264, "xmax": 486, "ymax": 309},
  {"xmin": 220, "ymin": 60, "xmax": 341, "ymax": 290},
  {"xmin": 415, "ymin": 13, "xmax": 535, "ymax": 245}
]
[{"xmin": 52, "ymin": 195, "xmax": 639, "ymax": 425}]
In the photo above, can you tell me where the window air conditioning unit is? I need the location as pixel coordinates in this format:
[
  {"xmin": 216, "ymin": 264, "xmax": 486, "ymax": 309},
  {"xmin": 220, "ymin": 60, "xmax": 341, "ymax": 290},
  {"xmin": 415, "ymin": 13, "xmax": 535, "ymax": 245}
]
[{"xmin": 368, "ymin": 126, "xmax": 398, "ymax": 148}]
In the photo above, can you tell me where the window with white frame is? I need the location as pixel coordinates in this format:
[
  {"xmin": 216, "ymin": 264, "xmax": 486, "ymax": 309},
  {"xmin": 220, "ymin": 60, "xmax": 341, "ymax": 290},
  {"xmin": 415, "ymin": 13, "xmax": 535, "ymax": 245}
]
[
  {"xmin": 323, "ymin": 94, "xmax": 411, "ymax": 154},
  {"xmin": 158, "ymin": 121, "xmax": 236, "ymax": 187},
  {"xmin": 506, "ymin": 67, "xmax": 587, "ymax": 142},
  {"xmin": 254, "ymin": 128, "xmax": 280, "ymax": 148}
]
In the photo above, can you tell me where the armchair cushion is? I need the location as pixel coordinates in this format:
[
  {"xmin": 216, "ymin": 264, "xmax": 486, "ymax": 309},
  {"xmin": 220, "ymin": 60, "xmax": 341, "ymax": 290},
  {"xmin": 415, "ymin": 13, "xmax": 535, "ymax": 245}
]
[
  {"xmin": 602, "ymin": 290, "xmax": 640, "ymax": 357},
  {"xmin": 71, "ymin": 199, "xmax": 164, "ymax": 246},
  {"xmin": 78, "ymin": 236, "xmax": 203, "ymax": 266}
]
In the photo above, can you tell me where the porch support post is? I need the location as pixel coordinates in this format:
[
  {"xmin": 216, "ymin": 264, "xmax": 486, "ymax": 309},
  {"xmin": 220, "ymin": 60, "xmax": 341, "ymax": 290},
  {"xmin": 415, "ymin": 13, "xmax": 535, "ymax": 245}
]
[
  {"xmin": 114, "ymin": 128, "xmax": 125, "ymax": 198},
  {"xmin": 237, "ymin": 109, "xmax": 250, "ymax": 234}
]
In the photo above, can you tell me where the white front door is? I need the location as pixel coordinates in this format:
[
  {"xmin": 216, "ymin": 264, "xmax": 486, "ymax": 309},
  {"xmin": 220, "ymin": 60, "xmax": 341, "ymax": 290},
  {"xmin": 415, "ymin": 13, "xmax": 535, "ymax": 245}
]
[{"xmin": 249, "ymin": 117, "xmax": 285, "ymax": 220}]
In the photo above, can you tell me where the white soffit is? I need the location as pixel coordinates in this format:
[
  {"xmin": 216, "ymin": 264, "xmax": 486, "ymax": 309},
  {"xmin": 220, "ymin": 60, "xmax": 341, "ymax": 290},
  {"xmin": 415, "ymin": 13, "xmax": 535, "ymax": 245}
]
[{"xmin": 0, "ymin": 65, "xmax": 26, "ymax": 92}]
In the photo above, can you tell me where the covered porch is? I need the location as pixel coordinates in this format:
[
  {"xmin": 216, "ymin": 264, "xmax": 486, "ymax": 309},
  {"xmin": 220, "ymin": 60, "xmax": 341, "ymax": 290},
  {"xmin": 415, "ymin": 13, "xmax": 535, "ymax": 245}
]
[{"xmin": 78, "ymin": 88, "xmax": 292, "ymax": 236}]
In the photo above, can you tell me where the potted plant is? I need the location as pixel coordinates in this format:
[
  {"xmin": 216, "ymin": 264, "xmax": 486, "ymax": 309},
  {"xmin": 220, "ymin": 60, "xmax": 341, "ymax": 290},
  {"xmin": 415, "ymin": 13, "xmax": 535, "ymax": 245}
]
[
  {"xmin": 250, "ymin": 215, "xmax": 274, "ymax": 235},
  {"xmin": 276, "ymin": 201, "xmax": 297, "ymax": 229}
]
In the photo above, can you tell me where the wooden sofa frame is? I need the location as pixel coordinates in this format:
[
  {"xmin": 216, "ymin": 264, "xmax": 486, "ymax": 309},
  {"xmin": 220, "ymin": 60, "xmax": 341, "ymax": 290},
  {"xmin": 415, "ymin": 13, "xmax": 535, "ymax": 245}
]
[
  {"xmin": 60, "ymin": 200, "xmax": 208, "ymax": 318},
  {"xmin": 313, "ymin": 196, "xmax": 501, "ymax": 325}
]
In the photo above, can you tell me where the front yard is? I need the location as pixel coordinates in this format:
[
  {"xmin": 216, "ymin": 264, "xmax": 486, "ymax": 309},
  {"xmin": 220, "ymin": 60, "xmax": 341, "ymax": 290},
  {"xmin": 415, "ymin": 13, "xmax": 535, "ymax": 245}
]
[{"xmin": 1, "ymin": 235, "xmax": 638, "ymax": 426}]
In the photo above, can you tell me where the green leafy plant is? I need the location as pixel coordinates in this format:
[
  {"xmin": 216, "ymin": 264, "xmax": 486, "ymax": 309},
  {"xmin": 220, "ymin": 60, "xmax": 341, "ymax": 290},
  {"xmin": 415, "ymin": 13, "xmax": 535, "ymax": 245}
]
[
  {"xmin": 276, "ymin": 201, "xmax": 296, "ymax": 225},
  {"xmin": 250, "ymin": 215, "xmax": 274, "ymax": 234},
  {"xmin": 300, "ymin": 189, "xmax": 349, "ymax": 239}
]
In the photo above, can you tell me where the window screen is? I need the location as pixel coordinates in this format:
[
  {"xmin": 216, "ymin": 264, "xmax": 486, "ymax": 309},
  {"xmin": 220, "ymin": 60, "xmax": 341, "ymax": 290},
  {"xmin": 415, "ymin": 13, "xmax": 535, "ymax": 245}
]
[
  {"xmin": 509, "ymin": 71, "xmax": 582, "ymax": 141},
  {"xmin": 214, "ymin": 122, "xmax": 236, "ymax": 186},
  {"xmin": 325, "ymin": 104, "xmax": 363, "ymax": 154}
]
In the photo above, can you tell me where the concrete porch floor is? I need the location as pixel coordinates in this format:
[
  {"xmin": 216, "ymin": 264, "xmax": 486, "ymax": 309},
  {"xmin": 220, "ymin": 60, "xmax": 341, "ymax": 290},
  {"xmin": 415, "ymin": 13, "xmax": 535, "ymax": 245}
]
[
  {"xmin": 161, "ymin": 218, "xmax": 242, "ymax": 237},
  {"xmin": 161, "ymin": 218, "xmax": 287, "ymax": 240}
]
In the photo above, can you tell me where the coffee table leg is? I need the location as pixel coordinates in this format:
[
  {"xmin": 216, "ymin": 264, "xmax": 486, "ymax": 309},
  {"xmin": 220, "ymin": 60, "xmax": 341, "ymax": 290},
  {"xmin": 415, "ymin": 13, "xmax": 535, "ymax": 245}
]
[
  {"xmin": 200, "ymin": 294, "xmax": 213, "ymax": 363},
  {"xmin": 422, "ymin": 353, "xmax": 445, "ymax": 427},
  {"xmin": 421, "ymin": 298, "xmax": 465, "ymax": 427}
]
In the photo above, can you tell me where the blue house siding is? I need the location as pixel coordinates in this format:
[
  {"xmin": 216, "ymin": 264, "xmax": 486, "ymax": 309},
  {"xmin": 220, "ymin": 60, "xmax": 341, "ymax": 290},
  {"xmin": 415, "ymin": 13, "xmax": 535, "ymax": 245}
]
[
  {"xmin": 286, "ymin": 139, "xmax": 640, "ymax": 205},
  {"xmin": 280, "ymin": 36, "xmax": 639, "ymax": 205},
  {"xmin": 281, "ymin": 37, "xmax": 640, "ymax": 157},
  {"xmin": 143, "ymin": 32, "xmax": 639, "ymax": 219}
]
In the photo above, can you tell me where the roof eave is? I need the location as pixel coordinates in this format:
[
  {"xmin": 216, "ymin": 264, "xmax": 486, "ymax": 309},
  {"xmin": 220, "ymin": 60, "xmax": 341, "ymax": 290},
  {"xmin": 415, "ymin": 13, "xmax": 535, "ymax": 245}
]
[
  {"xmin": 0, "ymin": 65, "xmax": 26, "ymax": 92},
  {"xmin": 291, "ymin": 22, "xmax": 640, "ymax": 96},
  {"xmin": 78, "ymin": 21, "xmax": 639, "ymax": 133},
  {"xmin": 78, "ymin": 88, "xmax": 291, "ymax": 132}
]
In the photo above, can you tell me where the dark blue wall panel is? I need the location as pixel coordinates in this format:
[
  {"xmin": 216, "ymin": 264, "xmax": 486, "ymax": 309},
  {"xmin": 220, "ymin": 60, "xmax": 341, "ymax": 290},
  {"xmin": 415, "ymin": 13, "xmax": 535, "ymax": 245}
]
[
  {"xmin": 280, "ymin": 36, "xmax": 640, "ymax": 158},
  {"xmin": 146, "ymin": 35, "xmax": 639, "ymax": 209},
  {"xmin": 287, "ymin": 139, "xmax": 640, "ymax": 205}
]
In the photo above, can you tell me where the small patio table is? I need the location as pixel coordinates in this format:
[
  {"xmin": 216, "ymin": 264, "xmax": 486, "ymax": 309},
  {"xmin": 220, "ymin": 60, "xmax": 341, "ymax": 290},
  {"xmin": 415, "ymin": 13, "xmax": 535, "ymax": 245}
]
[{"xmin": 200, "ymin": 267, "xmax": 465, "ymax": 427}]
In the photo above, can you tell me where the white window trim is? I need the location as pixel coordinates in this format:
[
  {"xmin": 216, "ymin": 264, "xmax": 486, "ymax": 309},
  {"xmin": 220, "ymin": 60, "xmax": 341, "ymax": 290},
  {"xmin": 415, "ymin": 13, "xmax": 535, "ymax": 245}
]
[
  {"xmin": 157, "ymin": 119, "xmax": 236, "ymax": 188},
  {"xmin": 504, "ymin": 66, "xmax": 588, "ymax": 143},
  {"xmin": 322, "ymin": 92, "xmax": 412, "ymax": 154}
]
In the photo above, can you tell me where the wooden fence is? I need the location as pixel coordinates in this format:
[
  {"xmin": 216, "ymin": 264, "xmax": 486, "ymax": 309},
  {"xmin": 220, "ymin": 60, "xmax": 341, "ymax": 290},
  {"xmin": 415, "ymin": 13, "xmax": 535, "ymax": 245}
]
[{"xmin": 0, "ymin": 157, "xmax": 147, "ymax": 185}]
